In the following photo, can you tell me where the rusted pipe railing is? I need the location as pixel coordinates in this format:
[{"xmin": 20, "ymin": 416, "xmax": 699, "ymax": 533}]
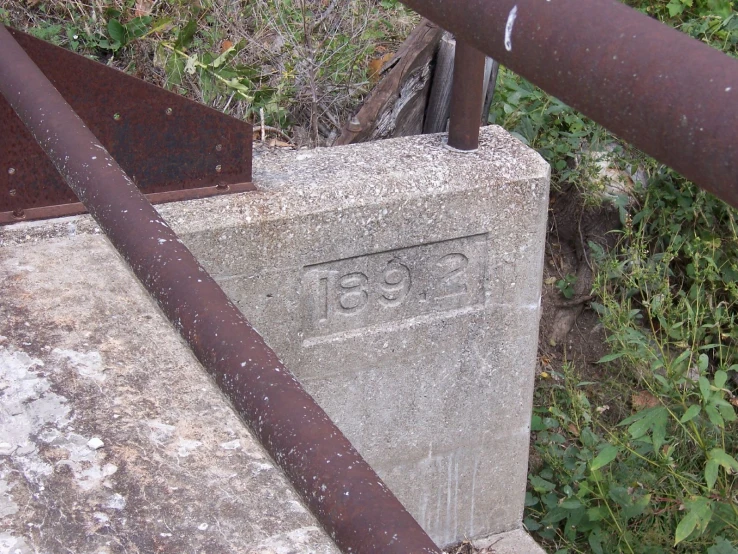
[
  {"xmin": 0, "ymin": 25, "xmax": 441, "ymax": 554},
  {"xmin": 401, "ymin": 0, "xmax": 738, "ymax": 208},
  {"xmin": 447, "ymin": 40, "xmax": 486, "ymax": 151}
]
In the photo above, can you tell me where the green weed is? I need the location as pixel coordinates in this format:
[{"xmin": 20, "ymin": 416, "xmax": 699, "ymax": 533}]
[
  {"xmin": 524, "ymin": 2, "xmax": 738, "ymax": 551},
  {"xmin": 528, "ymin": 356, "xmax": 738, "ymax": 552},
  {"xmin": 489, "ymin": 70, "xmax": 610, "ymax": 198},
  {"xmin": 556, "ymin": 275, "xmax": 578, "ymax": 300}
]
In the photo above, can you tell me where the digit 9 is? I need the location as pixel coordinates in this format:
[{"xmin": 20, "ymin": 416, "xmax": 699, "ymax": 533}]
[{"xmin": 379, "ymin": 260, "xmax": 411, "ymax": 307}]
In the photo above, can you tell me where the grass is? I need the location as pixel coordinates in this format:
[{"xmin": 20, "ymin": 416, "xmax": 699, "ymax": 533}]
[
  {"xmin": 536, "ymin": 175, "xmax": 738, "ymax": 553},
  {"xmin": 0, "ymin": 0, "xmax": 417, "ymax": 145},
  {"xmin": 3, "ymin": 0, "xmax": 738, "ymax": 552},
  {"xmin": 510, "ymin": 2, "xmax": 738, "ymax": 551}
]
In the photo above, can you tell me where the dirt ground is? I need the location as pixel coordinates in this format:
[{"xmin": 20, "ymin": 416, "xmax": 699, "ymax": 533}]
[{"xmin": 537, "ymin": 215, "xmax": 614, "ymax": 399}]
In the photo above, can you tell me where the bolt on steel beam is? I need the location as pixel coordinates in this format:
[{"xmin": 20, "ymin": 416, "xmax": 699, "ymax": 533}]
[
  {"xmin": 448, "ymin": 40, "xmax": 487, "ymax": 151},
  {"xmin": 0, "ymin": 25, "xmax": 442, "ymax": 554},
  {"xmin": 399, "ymin": 0, "xmax": 738, "ymax": 208}
]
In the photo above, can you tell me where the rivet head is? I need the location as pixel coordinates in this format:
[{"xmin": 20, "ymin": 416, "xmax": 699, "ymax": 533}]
[
  {"xmin": 215, "ymin": 165, "xmax": 222, "ymax": 173},
  {"xmin": 113, "ymin": 113, "xmax": 121, "ymax": 121},
  {"xmin": 165, "ymin": 107, "xmax": 173, "ymax": 115},
  {"xmin": 8, "ymin": 168, "xmax": 15, "ymax": 175},
  {"xmin": 12, "ymin": 209, "xmax": 24, "ymax": 219},
  {"xmin": 215, "ymin": 144, "xmax": 223, "ymax": 152},
  {"xmin": 9, "ymin": 189, "xmax": 17, "ymax": 196}
]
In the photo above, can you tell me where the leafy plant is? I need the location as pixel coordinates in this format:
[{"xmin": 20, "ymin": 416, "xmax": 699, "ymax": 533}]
[
  {"xmin": 556, "ymin": 274, "xmax": 578, "ymax": 300},
  {"xmin": 527, "ymin": 360, "xmax": 738, "ymax": 552},
  {"xmin": 626, "ymin": 0, "xmax": 735, "ymax": 21},
  {"xmin": 4, "ymin": 0, "xmax": 416, "ymax": 139},
  {"xmin": 525, "ymin": 2, "xmax": 738, "ymax": 552},
  {"xmin": 103, "ymin": 14, "xmax": 148, "ymax": 51}
]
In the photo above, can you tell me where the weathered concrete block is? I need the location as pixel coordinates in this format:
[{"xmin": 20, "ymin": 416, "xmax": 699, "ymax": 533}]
[
  {"xmin": 160, "ymin": 126, "xmax": 550, "ymax": 546},
  {"xmin": 0, "ymin": 125, "xmax": 547, "ymax": 551}
]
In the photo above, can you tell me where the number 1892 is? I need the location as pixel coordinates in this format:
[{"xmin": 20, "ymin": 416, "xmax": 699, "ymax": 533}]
[{"xmin": 302, "ymin": 235, "xmax": 487, "ymax": 337}]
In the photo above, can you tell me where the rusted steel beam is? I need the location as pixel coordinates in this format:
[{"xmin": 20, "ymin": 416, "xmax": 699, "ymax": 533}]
[
  {"xmin": 0, "ymin": 25, "xmax": 441, "ymax": 554},
  {"xmin": 1, "ymin": 26, "xmax": 254, "ymax": 224},
  {"xmin": 399, "ymin": 0, "xmax": 738, "ymax": 207},
  {"xmin": 447, "ymin": 40, "xmax": 486, "ymax": 151}
]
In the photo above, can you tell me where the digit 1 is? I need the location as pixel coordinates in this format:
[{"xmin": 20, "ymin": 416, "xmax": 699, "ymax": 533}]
[{"xmin": 319, "ymin": 276, "xmax": 329, "ymax": 322}]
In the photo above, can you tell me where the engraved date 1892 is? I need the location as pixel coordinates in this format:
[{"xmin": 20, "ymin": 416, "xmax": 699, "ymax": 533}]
[
  {"xmin": 302, "ymin": 235, "xmax": 486, "ymax": 337},
  {"xmin": 317, "ymin": 254, "xmax": 467, "ymax": 317}
]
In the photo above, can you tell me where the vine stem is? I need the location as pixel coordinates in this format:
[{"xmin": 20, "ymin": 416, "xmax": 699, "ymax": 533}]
[
  {"xmin": 160, "ymin": 43, "xmax": 254, "ymax": 104},
  {"xmin": 592, "ymin": 471, "xmax": 635, "ymax": 554}
]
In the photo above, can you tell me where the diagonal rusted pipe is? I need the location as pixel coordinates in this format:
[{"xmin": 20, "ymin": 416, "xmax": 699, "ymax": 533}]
[
  {"xmin": 400, "ymin": 0, "xmax": 738, "ymax": 208},
  {"xmin": 0, "ymin": 24, "xmax": 442, "ymax": 554}
]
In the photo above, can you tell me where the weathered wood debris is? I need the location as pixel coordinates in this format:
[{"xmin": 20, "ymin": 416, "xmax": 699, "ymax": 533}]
[{"xmin": 335, "ymin": 21, "xmax": 497, "ymax": 146}]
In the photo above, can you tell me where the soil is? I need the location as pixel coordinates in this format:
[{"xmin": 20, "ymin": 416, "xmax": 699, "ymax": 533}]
[
  {"xmin": 538, "ymin": 186, "xmax": 616, "ymax": 387},
  {"xmin": 444, "ymin": 540, "xmax": 496, "ymax": 554}
]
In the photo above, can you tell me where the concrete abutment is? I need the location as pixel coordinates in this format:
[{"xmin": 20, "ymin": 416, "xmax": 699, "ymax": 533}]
[{"xmin": 0, "ymin": 127, "xmax": 548, "ymax": 552}]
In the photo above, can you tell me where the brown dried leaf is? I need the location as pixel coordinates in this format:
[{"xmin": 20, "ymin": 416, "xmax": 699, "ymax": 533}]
[
  {"xmin": 220, "ymin": 39, "xmax": 234, "ymax": 53},
  {"xmin": 269, "ymin": 139, "xmax": 293, "ymax": 148},
  {"xmin": 134, "ymin": 0, "xmax": 153, "ymax": 17},
  {"xmin": 368, "ymin": 52, "xmax": 394, "ymax": 84},
  {"xmin": 632, "ymin": 391, "xmax": 660, "ymax": 410}
]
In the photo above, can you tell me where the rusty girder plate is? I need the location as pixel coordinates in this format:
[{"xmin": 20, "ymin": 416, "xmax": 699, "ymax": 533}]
[{"xmin": 1, "ymin": 27, "xmax": 254, "ymax": 224}]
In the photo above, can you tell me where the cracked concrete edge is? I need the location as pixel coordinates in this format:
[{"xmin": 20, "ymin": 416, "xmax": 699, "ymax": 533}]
[{"xmin": 472, "ymin": 528, "xmax": 547, "ymax": 553}]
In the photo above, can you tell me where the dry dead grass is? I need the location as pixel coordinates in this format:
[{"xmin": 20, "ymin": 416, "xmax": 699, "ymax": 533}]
[{"xmin": 0, "ymin": 0, "xmax": 418, "ymax": 145}]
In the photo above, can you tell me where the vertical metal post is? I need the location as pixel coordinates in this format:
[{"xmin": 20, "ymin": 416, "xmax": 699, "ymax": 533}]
[
  {"xmin": 447, "ymin": 40, "xmax": 486, "ymax": 151},
  {"xmin": 400, "ymin": 0, "xmax": 738, "ymax": 207}
]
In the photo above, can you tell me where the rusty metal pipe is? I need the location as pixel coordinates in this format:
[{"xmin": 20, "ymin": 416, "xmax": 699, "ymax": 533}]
[
  {"xmin": 0, "ymin": 25, "xmax": 441, "ymax": 554},
  {"xmin": 448, "ymin": 40, "xmax": 486, "ymax": 151},
  {"xmin": 400, "ymin": 0, "xmax": 738, "ymax": 207}
]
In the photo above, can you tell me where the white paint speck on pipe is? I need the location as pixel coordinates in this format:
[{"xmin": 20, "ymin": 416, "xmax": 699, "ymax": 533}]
[{"xmin": 505, "ymin": 5, "xmax": 518, "ymax": 52}]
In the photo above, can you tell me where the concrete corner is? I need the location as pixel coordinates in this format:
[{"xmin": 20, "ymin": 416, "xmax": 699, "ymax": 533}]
[{"xmin": 165, "ymin": 126, "xmax": 550, "ymax": 546}]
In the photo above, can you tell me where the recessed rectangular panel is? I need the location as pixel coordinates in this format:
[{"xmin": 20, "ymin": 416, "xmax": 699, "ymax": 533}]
[{"xmin": 301, "ymin": 234, "xmax": 487, "ymax": 339}]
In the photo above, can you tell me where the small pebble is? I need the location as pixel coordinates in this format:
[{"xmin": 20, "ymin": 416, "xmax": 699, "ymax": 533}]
[
  {"xmin": 198, "ymin": 523, "xmax": 209, "ymax": 531},
  {"xmin": 0, "ymin": 442, "xmax": 13, "ymax": 455},
  {"xmin": 87, "ymin": 437, "xmax": 105, "ymax": 450}
]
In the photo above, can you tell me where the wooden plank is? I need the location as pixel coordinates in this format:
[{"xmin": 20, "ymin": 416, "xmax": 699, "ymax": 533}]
[
  {"xmin": 482, "ymin": 58, "xmax": 500, "ymax": 124},
  {"xmin": 335, "ymin": 20, "xmax": 443, "ymax": 145},
  {"xmin": 423, "ymin": 32, "xmax": 455, "ymax": 134},
  {"xmin": 425, "ymin": 34, "xmax": 499, "ymax": 133}
]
